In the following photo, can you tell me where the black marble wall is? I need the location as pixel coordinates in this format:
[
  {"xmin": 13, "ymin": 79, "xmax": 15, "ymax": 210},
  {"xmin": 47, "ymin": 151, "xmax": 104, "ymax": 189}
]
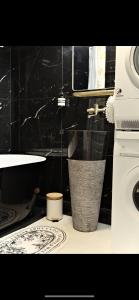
[
  {"xmin": 0, "ymin": 46, "xmax": 11, "ymax": 152},
  {"xmin": 12, "ymin": 46, "xmax": 64, "ymax": 151},
  {"xmin": 0, "ymin": 46, "xmax": 115, "ymax": 224}
]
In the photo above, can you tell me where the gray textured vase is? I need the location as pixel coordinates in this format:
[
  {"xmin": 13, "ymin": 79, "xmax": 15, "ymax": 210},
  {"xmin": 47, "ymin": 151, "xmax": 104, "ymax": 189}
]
[{"xmin": 68, "ymin": 159, "xmax": 106, "ymax": 232}]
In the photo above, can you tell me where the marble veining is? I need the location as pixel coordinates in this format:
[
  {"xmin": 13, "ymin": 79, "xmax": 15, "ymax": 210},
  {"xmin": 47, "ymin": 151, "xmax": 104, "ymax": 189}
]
[{"xmin": 20, "ymin": 97, "xmax": 56, "ymax": 128}]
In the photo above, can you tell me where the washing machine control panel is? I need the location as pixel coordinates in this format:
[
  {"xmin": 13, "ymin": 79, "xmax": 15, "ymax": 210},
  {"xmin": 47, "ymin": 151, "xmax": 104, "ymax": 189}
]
[{"xmin": 114, "ymin": 132, "xmax": 139, "ymax": 157}]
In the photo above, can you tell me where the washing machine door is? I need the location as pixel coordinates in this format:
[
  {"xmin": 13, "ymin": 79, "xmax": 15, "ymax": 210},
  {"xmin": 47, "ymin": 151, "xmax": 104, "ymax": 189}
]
[
  {"xmin": 133, "ymin": 181, "xmax": 139, "ymax": 211},
  {"xmin": 125, "ymin": 46, "xmax": 139, "ymax": 89},
  {"xmin": 126, "ymin": 165, "xmax": 139, "ymax": 213},
  {"xmin": 112, "ymin": 161, "xmax": 139, "ymax": 253}
]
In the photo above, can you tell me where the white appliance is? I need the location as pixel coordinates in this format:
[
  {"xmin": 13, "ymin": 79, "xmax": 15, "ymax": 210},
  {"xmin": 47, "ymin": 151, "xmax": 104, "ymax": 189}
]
[
  {"xmin": 114, "ymin": 46, "xmax": 139, "ymax": 131},
  {"xmin": 112, "ymin": 131, "xmax": 139, "ymax": 253},
  {"xmin": 109, "ymin": 46, "xmax": 139, "ymax": 253},
  {"xmin": 115, "ymin": 46, "xmax": 139, "ymax": 99}
]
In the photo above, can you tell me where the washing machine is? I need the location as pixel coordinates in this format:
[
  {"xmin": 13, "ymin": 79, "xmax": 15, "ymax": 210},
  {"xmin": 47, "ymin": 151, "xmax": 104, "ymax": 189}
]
[
  {"xmin": 111, "ymin": 46, "xmax": 139, "ymax": 253},
  {"xmin": 114, "ymin": 46, "xmax": 139, "ymax": 131},
  {"xmin": 115, "ymin": 46, "xmax": 139, "ymax": 99},
  {"xmin": 112, "ymin": 131, "xmax": 139, "ymax": 253}
]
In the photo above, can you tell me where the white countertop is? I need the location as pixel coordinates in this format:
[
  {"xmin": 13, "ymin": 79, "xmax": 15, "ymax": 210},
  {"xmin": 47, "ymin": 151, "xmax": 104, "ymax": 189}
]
[
  {"xmin": 0, "ymin": 215, "xmax": 112, "ymax": 254},
  {"xmin": 52, "ymin": 215, "xmax": 112, "ymax": 254}
]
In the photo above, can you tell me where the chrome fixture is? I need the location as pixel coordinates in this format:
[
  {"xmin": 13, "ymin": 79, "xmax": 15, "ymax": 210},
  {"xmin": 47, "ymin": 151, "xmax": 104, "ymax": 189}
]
[{"xmin": 87, "ymin": 103, "xmax": 106, "ymax": 118}]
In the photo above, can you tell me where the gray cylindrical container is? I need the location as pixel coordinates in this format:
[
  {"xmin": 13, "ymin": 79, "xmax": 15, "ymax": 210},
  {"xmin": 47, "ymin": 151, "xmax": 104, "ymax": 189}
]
[{"xmin": 68, "ymin": 159, "xmax": 106, "ymax": 232}]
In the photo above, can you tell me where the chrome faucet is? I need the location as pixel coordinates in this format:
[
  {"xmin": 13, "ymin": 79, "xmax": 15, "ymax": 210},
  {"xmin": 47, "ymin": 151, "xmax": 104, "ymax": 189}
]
[{"xmin": 87, "ymin": 103, "xmax": 106, "ymax": 118}]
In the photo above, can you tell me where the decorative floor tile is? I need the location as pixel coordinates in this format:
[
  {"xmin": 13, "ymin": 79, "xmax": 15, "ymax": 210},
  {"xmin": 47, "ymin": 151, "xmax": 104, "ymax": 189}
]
[{"xmin": 0, "ymin": 226, "xmax": 67, "ymax": 254}]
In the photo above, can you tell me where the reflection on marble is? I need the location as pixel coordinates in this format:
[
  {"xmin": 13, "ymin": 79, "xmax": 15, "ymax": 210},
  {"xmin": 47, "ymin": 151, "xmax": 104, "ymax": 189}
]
[{"xmin": 67, "ymin": 130, "xmax": 109, "ymax": 161}]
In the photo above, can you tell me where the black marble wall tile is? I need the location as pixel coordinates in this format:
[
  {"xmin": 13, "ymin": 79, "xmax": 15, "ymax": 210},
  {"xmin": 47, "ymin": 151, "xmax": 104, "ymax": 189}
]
[
  {"xmin": 20, "ymin": 127, "xmax": 63, "ymax": 152},
  {"xmin": 63, "ymin": 46, "xmax": 72, "ymax": 93},
  {"xmin": 14, "ymin": 46, "xmax": 62, "ymax": 100},
  {"xmin": 0, "ymin": 46, "xmax": 11, "ymax": 99},
  {"xmin": 10, "ymin": 47, "xmax": 21, "ymax": 152},
  {"xmin": 17, "ymin": 97, "xmax": 64, "ymax": 151},
  {"xmin": 61, "ymin": 97, "xmax": 89, "ymax": 130},
  {"xmin": 0, "ymin": 119, "xmax": 11, "ymax": 150},
  {"xmin": 39, "ymin": 157, "xmax": 69, "ymax": 197},
  {"xmin": 0, "ymin": 99, "xmax": 11, "ymax": 151},
  {"xmin": 0, "ymin": 46, "xmax": 11, "ymax": 152},
  {"xmin": 10, "ymin": 99, "xmax": 19, "ymax": 152},
  {"xmin": 19, "ymin": 97, "xmax": 61, "ymax": 129},
  {"xmin": 11, "ymin": 47, "xmax": 20, "ymax": 100},
  {"xmin": 17, "ymin": 98, "xmax": 91, "ymax": 151}
]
